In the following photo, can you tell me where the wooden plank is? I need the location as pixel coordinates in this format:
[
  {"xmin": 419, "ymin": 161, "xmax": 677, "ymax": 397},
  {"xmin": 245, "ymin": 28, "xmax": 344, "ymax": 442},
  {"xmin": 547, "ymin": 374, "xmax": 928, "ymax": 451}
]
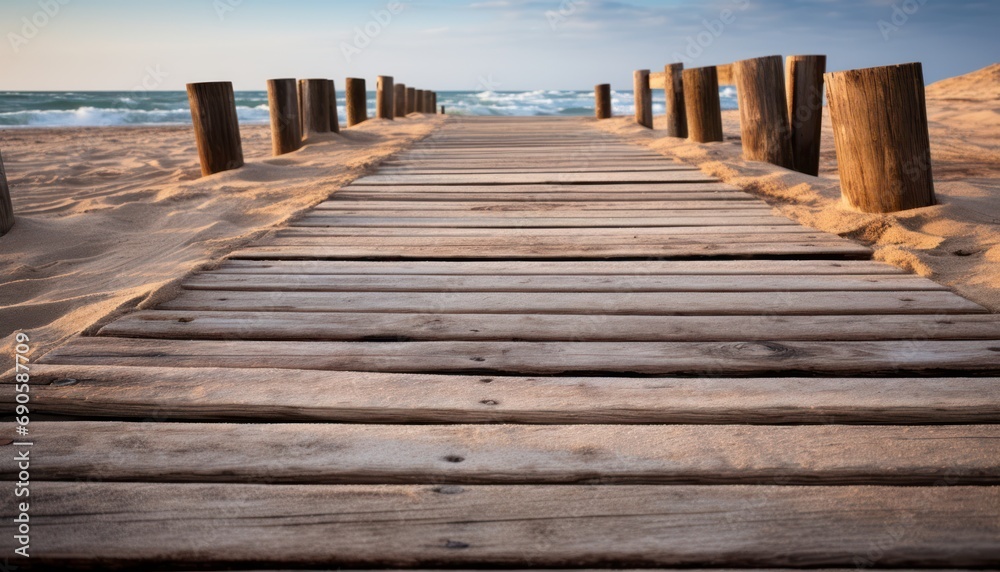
[
  {"xmin": 374, "ymin": 165, "xmax": 698, "ymax": 174},
  {"xmin": 19, "ymin": 483, "xmax": 1000, "ymax": 568},
  {"xmin": 260, "ymin": 234, "xmax": 847, "ymax": 247},
  {"xmin": 298, "ymin": 210, "xmax": 777, "ymax": 219},
  {"xmin": 316, "ymin": 200, "xmax": 761, "ymax": 211},
  {"xmin": 273, "ymin": 227, "xmax": 825, "ymax": 240},
  {"xmin": 39, "ymin": 338, "xmax": 1000, "ymax": 375},
  {"xmin": 335, "ymin": 183, "xmax": 742, "ymax": 193},
  {"xmin": 156, "ymin": 290, "xmax": 980, "ymax": 315},
  {"xmin": 354, "ymin": 172, "xmax": 718, "ymax": 185},
  {"xmin": 17, "ymin": 422, "xmax": 1000, "ymax": 485},
  {"xmin": 214, "ymin": 259, "xmax": 907, "ymax": 276},
  {"xmin": 18, "ymin": 366, "xmax": 1000, "ymax": 424},
  {"xmin": 183, "ymin": 273, "xmax": 946, "ymax": 292},
  {"xmin": 333, "ymin": 192, "xmax": 753, "ymax": 202},
  {"xmin": 230, "ymin": 241, "xmax": 873, "ymax": 259},
  {"xmin": 99, "ymin": 312, "xmax": 1000, "ymax": 343},
  {"xmin": 292, "ymin": 215, "xmax": 800, "ymax": 229}
]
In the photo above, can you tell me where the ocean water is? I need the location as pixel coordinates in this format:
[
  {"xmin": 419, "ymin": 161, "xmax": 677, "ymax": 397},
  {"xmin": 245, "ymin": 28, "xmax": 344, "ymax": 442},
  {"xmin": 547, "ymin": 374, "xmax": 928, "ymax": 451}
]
[{"xmin": 0, "ymin": 88, "xmax": 739, "ymax": 128}]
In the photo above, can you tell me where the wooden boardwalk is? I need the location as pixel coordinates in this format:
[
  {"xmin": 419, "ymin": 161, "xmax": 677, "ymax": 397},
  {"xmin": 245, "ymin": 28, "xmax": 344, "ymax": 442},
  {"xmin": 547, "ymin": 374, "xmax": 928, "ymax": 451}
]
[{"xmin": 8, "ymin": 116, "xmax": 1000, "ymax": 569}]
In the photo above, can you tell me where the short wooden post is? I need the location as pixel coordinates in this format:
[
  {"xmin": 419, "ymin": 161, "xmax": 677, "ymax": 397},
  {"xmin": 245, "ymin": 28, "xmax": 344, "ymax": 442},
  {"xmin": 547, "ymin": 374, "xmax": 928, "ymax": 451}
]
[
  {"xmin": 733, "ymin": 55, "xmax": 795, "ymax": 169},
  {"xmin": 664, "ymin": 63, "xmax": 688, "ymax": 138},
  {"xmin": 440, "ymin": 105, "xmax": 446, "ymax": 114},
  {"xmin": 394, "ymin": 83, "xmax": 407, "ymax": 118},
  {"xmin": 0, "ymin": 151, "xmax": 13, "ymax": 237},
  {"xmin": 682, "ymin": 66, "xmax": 723, "ymax": 143},
  {"xmin": 377, "ymin": 75, "xmax": 394, "ymax": 120},
  {"xmin": 186, "ymin": 81, "xmax": 244, "ymax": 176},
  {"xmin": 432, "ymin": 92, "xmax": 438, "ymax": 114},
  {"xmin": 595, "ymin": 84, "xmax": 612, "ymax": 119},
  {"xmin": 406, "ymin": 87, "xmax": 417, "ymax": 114},
  {"xmin": 346, "ymin": 78, "xmax": 368, "ymax": 127},
  {"xmin": 633, "ymin": 70, "xmax": 653, "ymax": 128},
  {"xmin": 420, "ymin": 90, "xmax": 429, "ymax": 113},
  {"xmin": 826, "ymin": 63, "xmax": 935, "ymax": 213},
  {"xmin": 327, "ymin": 80, "xmax": 340, "ymax": 133},
  {"xmin": 786, "ymin": 55, "xmax": 827, "ymax": 176},
  {"xmin": 266, "ymin": 79, "xmax": 301, "ymax": 156},
  {"xmin": 298, "ymin": 79, "xmax": 331, "ymax": 137}
]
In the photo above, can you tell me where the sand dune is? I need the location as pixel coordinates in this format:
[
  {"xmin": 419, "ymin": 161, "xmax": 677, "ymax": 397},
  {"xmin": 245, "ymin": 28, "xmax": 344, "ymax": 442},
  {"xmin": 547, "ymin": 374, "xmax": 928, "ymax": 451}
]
[
  {"xmin": 597, "ymin": 63, "xmax": 999, "ymax": 311},
  {"xmin": 0, "ymin": 117, "xmax": 441, "ymax": 372}
]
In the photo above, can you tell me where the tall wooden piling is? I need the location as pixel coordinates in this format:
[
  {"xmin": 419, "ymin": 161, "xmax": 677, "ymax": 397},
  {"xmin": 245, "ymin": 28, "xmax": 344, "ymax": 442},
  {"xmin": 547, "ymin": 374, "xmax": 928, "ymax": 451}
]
[
  {"xmin": 377, "ymin": 76, "xmax": 394, "ymax": 120},
  {"xmin": 186, "ymin": 81, "xmax": 244, "ymax": 176},
  {"xmin": 633, "ymin": 70, "xmax": 653, "ymax": 129},
  {"xmin": 664, "ymin": 63, "xmax": 688, "ymax": 138},
  {"xmin": 826, "ymin": 63, "xmax": 936, "ymax": 213},
  {"xmin": 732, "ymin": 55, "xmax": 795, "ymax": 169},
  {"xmin": 0, "ymin": 151, "xmax": 13, "ymax": 237},
  {"xmin": 327, "ymin": 80, "xmax": 340, "ymax": 134},
  {"xmin": 786, "ymin": 55, "xmax": 827, "ymax": 176},
  {"xmin": 682, "ymin": 66, "xmax": 723, "ymax": 143},
  {"xmin": 394, "ymin": 83, "xmax": 407, "ymax": 118},
  {"xmin": 406, "ymin": 87, "xmax": 417, "ymax": 115},
  {"xmin": 595, "ymin": 84, "xmax": 612, "ymax": 119},
  {"xmin": 346, "ymin": 78, "xmax": 368, "ymax": 127},
  {"xmin": 266, "ymin": 79, "xmax": 301, "ymax": 156},
  {"xmin": 298, "ymin": 79, "xmax": 331, "ymax": 138}
]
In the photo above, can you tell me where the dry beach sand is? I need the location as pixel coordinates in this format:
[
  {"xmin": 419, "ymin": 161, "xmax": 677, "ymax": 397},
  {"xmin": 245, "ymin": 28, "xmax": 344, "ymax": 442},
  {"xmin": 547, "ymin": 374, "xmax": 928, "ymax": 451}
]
[
  {"xmin": 598, "ymin": 63, "xmax": 1000, "ymax": 312},
  {"xmin": 0, "ymin": 116, "xmax": 441, "ymax": 372}
]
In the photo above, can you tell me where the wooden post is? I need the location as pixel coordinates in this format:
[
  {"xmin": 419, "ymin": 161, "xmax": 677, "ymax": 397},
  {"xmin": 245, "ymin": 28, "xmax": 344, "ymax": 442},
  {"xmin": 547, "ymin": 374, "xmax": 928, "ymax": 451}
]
[
  {"xmin": 441, "ymin": 105, "xmax": 446, "ymax": 114},
  {"xmin": 0, "ymin": 151, "xmax": 13, "ymax": 237},
  {"xmin": 595, "ymin": 84, "xmax": 612, "ymax": 119},
  {"xmin": 266, "ymin": 79, "xmax": 301, "ymax": 156},
  {"xmin": 327, "ymin": 80, "xmax": 340, "ymax": 134},
  {"xmin": 664, "ymin": 63, "xmax": 688, "ymax": 138},
  {"xmin": 826, "ymin": 63, "xmax": 936, "ymax": 213},
  {"xmin": 298, "ymin": 79, "xmax": 331, "ymax": 137},
  {"xmin": 377, "ymin": 76, "xmax": 394, "ymax": 120},
  {"xmin": 732, "ymin": 55, "xmax": 795, "ymax": 169},
  {"xmin": 682, "ymin": 66, "xmax": 723, "ymax": 143},
  {"xmin": 420, "ymin": 90, "xmax": 429, "ymax": 113},
  {"xmin": 186, "ymin": 81, "xmax": 244, "ymax": 177},
  {"xmin": 394, "ymin": 83, "xmax": 407, "ymax": 118},
  {"xmin": 786, "ymin": 55, "xmax": 827, "ymax": 176},
  {"xmin": 406, "ymin": 87, "xmax": 417, "ymax": 115},
  {"xmin": 432, "ymin": 92, "xmax": 438, "ymax": 114},
  {"xmin": 633, "ymin": 70, "xmax": 653, "ymax": 128},
  {"xmin": 346, "ymin": 78, "xmax": 368, "ymax": 127}
]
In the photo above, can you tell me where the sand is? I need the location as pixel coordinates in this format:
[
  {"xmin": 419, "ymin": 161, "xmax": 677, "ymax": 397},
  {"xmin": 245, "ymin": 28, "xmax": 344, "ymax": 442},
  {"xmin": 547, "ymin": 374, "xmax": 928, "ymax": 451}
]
[
  {"xmin": 596, "ymin": 63, "xmax": 1000, "ymax": 312},
  {"xmin": 0, "ymin": 115, "xmax": 442, "ymax": 372}
]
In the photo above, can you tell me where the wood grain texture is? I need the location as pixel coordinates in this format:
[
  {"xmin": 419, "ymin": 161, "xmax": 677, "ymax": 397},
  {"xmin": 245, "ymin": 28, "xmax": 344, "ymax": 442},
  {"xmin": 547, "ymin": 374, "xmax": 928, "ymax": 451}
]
[
  {"xmin": 733, "ymin": 56, "xmax": 794, "ymax": 169},
  {"xmin": 664, "ymin": 63, "xmax": 688, "ymax": 138},
  {"xmin": 406, "ymin": 86, "xmax": 417, "ymax": 114},
  {"xmin": 634, "ymin": 70, "xmax": 653, "ymax": 128},
  {"xmin": 377, "ymin": 75, "xmax": 394, "ymax": 120},
  {"xmin": 683, "ymin": 66, "xmax": 723, "ymax": 143},
  {"xmin": 346, "ymin": 77, "xmax": 368, "ymax": 127},
  {"xmin": 265, "ymin": 78, "xmax": 301, "ymax": 156},
  {"xmin": 327, "ymin": 79, "xmax": 340, "ymax": 133},
  {"xmin": 17, "ymin": 483, "xmax": 1000, "ymax": 568},
  {"xmin": 17, "ymin": 365, "xmax": 1000, "ymax": 424},
  {"xmin": 826, "ymin": 63, "xmax": 936, "ymax": 212},
  {"xmin": 0, "ymin": 149, "xmax": 13, "ymax": 236},
  {"xmin": 595, "ymin": 84, "xmax": 612, "ymax": 119},
  {"xmin": 786, "ymin": 55, "xmax": 826, "ymax": 175},
  {"xmin": 186, "ymin": 82, "xmax": 244, "ymax": 176},
  {"xmin": 394, "ymin": 83, "xmax": 407, "ymax": 118},
  {"xmin": 297, "ymin": 78, "xmax": 331, "ymax": 137},
  {"xmin": 15, "ymin": 422, "xmax": 1000, "ymax": 485},
  {"xmin": 39, "ymin": 338, "xmax": 1000, "ymax": 376},
  {"xmin": 354, "ymin": 171, "xmax": 717, "ymax": 185}
]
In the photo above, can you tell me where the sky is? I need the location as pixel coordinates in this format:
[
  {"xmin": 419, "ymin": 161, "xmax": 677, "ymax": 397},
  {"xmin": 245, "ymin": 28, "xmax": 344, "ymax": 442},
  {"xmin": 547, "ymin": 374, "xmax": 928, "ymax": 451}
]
[{"xmin": 1, "ymin": 0, "xmax": 997, "ymax": 91}]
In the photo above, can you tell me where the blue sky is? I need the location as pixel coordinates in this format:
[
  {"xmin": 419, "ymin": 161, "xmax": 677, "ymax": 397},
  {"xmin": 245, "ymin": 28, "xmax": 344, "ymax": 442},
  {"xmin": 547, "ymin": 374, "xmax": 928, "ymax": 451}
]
[{"xmin": 2, "ymin": 0, "xmax": 997, "ymax": 91}]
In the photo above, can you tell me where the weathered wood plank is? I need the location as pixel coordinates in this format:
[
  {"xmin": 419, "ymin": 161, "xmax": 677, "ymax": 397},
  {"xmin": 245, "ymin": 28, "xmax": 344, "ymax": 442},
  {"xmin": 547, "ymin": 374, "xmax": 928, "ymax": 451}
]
[
  {"xmin": 98, "ymin": 312, "xmax": 999, "ymax": 342},
  {"xmin": 183, "ymin": 273, "xmax": 946, "ymax": 292},
  {"xmin": 302, "ymin": 208, "xmax": 775, "ymax": 218},
  {"xmin": 39, "ymin": 338, "xmax": 1000, "ymax": 375},
  {"xmin": 229, "ymin": 241, "xmax": 873, "ymax": 259},
  {"xmin": 17, "ymin": 366, "xmax": 1000, "ymax": 424},
  {"xmin": 316, "ymin": 200, "xmax": 762, "ymax": 211},
  {"xmin": 18, "ymin": 483, "xmax": 1000, "ymax": 568},
  {"xmin": 292, "ymin": 215, "xmax": 800, "ymax": 229},
  {"xmin": 271, "ymin": 228, "xmax": 830, "ymax": 241},
  {"xmin": 335, "ymin": 183, "xmax": 741, "ymax": 193},
  {"xmin": 15, "ymin": 423, "xmax": 1000, "ymax": 485},
  {"xmin": 354, "ymin": 172, "xmax": 718, "ymax": 185},
  {"xmin": 214, "ymin": 259, "xmax": 907, "ymax": 276},
  {"xmin": 156, "ymin": 290, "xmax": 980, "ymax": 315},
  {"xmin": 333, "ymin": 192, "xmax": 753, "ymax": 202},
  {"xmin": 375, "ymin": 165, "xmax": 698, "ymax": 174}
]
